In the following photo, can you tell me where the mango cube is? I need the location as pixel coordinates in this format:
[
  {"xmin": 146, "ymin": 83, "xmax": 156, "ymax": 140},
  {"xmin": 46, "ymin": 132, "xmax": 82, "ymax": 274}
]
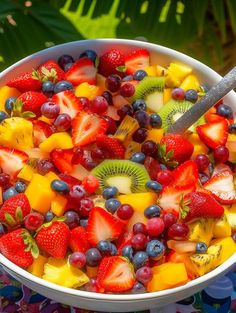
[
  {"xmin": 39, "ymin": 132, "xmax": 73, "ymax": 153},
  {"xmin": 75, "ymin": 82, "xmax": 102, "ymax": 100},
  {"xmin": 146, "ymin": 129, "xmax": 164, "ymax": 144},
  {"xmin": 25, "ymin": 173, "xmax": 55, "ymax": 214},
  {"xmin": 0, "ymin": 86, "xmax": 21, "ymax": 111},
  {"xmin": 28, "ymin": 255, "xmax": 48, "ymax": 278},
  {"xmin": 213, "ymin": 214, "xmax": 231, "ymax": 238},
  {"xmin": 211, "ymin": 237, "xmax": 236, "ymax": 264},
  {"xmin": 51, "ymin": 194, "xmax": 68, "ymax": 217},
  {"xmin": 118, "ymin": 192, "xmax": 157, "ymax": 214},
  {"xmin": 17, "ymin": 159, "xmax": 38, "ymax": 182}
]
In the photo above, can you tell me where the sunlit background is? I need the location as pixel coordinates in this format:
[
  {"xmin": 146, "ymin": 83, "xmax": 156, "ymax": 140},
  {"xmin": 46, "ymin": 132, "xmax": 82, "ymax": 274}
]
[{"xmin": 0, "ymin": 0, "xmax": 236, "ymax": 74}]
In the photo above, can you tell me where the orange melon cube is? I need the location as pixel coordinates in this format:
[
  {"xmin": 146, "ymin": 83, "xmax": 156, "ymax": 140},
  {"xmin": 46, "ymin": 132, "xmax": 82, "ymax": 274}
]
[
  {"xmin": 51, "ymin": 194, "xmax": 68, "ymax": 217},
  {"xmin": 75, "ymin": 82, "xmax": 102, "ymax": 100},
  {"xmin": 0, "ymin": 86, "xmax": 21, "ymax": 111},
  {"xmin": 28, "ymin": 255, "xmax": 48, "ymax": 278},
  {"xmin": 146, "ymin": 129, "xmax": 164, "ymax": 144},
  {"xmin": 163, "ymin": 88, "xmax": 172, "ymax": 104},
  {"xmin": 86, "ymin": 266, "xmax": 98, "ymax": 278},
  {"xmin": 39, "ymin": 132, "xmax": 73, "ymax": 153}
]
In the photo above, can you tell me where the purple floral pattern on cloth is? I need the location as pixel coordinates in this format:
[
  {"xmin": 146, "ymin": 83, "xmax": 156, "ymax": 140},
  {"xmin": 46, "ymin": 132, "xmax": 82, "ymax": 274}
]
[{"xmin": 1, "ymin": 266, "xmax": 236, "ymax": 313}]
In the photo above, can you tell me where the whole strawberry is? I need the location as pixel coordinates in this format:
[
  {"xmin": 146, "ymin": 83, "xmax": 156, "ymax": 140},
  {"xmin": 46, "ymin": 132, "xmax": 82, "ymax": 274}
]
[
  {"xmin": 0, "ymin": 228, "xmax": 38, "ymax": 267},
  {"xmin": 0, "ymin": 194, "xmax": 31, "ymax": 228},
  {"xmin": 18, "ymin": 91, "xmax": 47, "ymax": 117},
  {"xmin": 160, "ymin": 134, "xmax": 194, "ymax": 164},
  {"xmin": 96, "ymin": 134, "xmax": 125, "ymax": 159},
  {"xmin": 69, "ymin": 226, "xmax": 90, "ymax": 253},
  {"xmin": 181, "ymin": 191, "xmax": 224, "ymax": 222},
  {"xmin": 38, "ymin": 60, "xmax": 65, "ymax": 82},
  {"xmin": 7, "ymin": 71, "xmax": 41, "ymax": 92},
  {"xmin": 98, "ymin": 49, "xmax": 125, "ymax": 77},
  {"xmin": 36, "ymin": 221, "xmax": 70, "ymax": 258}
]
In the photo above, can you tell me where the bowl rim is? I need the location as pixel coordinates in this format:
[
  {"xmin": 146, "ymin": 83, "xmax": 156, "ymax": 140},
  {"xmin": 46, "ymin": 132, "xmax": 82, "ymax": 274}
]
[{"xmin": 1, "ymin": 38, "xmax": 236, "ymax": 301}]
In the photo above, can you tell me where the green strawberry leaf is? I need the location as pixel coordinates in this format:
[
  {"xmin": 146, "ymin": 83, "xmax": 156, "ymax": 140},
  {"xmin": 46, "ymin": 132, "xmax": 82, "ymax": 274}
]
[
  {"xmin": 32, "ymin": 69, "xmax": 42, "ymax": 81},
  {"xmin": 31, "ymin": 243, "xmax": 39, "ymax": 258},
  {"xmin": 4, "ymin": 212, "xmax": 16, "ymax": 227},
  {"xmin": 22, "ymin": 111, "xmax": 36, "ymax": 119},
  {"xmin": 166, "ymin": 149, "xmax": 174, "ymax": 160},
  {"xmin": 179, "ymin": 194, "xmax": 191, "ymax": 219},
  {"xmin": 15, "ymin": 207, "xmax": 23, "ymax": 222},
  {"xmin": 41, "ymin": 67, "xmax": 58, "ymax": 83},
  {"xmin": 95, "ymin": 57, "xmax": 99, "ymax": 68},
  {"xmin": 116, "ymin": 65, "xmax": 126, "ymax": 73}
]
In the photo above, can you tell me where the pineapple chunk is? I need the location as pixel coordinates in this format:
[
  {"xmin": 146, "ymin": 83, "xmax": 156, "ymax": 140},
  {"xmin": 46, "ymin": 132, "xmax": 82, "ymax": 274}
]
[
  {"xmin": 190, "ymin": 245, "xmax": 222, "ymax": 276},
  {"xmin": 0, "ymin": 117, "xmax": 33, "ymax": 150},
  {"xmin": 168, "ymin": 63, "xmax": 192, "ymax": 81},
  {"xmin": 211, "ymin": 237, "xmax": 236, "ymax": 264},
  {"xmin": 145, "ymin": 66, "xmax": 157, "ymax": 76},
  {"xmin": 188, "ymin": 218, "xmax": 215, "ymax": 245},
  {"xmin": 225, "ymin": 204, "xmax": 236, "ymax": 231},
  {"xmin": 39, "ymin": 132, "xmax": 73, "ymax": 153},
  {"xmin": 28, "ymin": 255, "xmax": 48, "ymax": 278},
  {"xmin": 226, "ymin": 134, "xmax": 236, "ymax": 163},
  {"xmin": 187, "ymin": 133, "xmax": 209, "ymax": 158},
  {"xmin": 156, "ymin": 65, "xmax": 167, "ymax": 77},
  {"xmin": 213, "ymin": 214, "xmax": 231, "ymax": 238},
  {"xmin": 43, "ymin": 258, "xmax": 89, "ymax": 288},
  {"xmin": 180, "ymin": 74, "xmax": 200, "ymax": 91},
  {"xmin": 163, "ymin": 88, "xmax": 172, "ymax": 104},
  {"xmin": 125, "ymin": 141, "xmax": 141, "ymax": 159},
  {"xmin": 17, "ymin": 159, "xmax": 38, "ymax": 182}
]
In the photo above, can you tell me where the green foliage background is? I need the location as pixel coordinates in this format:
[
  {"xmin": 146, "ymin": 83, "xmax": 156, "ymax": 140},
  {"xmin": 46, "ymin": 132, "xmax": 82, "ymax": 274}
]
[{"xmin": 0, "ymin": 0, "xmax": 236, "ymax": 74}]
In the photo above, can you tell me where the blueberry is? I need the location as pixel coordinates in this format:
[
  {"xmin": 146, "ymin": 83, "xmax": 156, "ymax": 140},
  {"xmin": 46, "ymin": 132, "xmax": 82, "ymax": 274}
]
[
  {"xmin": 199, "ymin": 172, "xmax": 209, "ymax": 184},
  {"xmin": 105, "ymin": 198, "xmax": 121, "ymax": 214},
  {"xmin": 130, "ymin": 152, "xmax": 146, "ymax": 164},
  {"xmin": 80, "ymin": 218, "xmax": 88, "ymax": 228},
  {"xmin": 0, "ymin": 111, "xmax": 8, "ymax": 122},
  {"xmin": 160, "ymin": 164, "xmax": 167, "ymax": 170},
  {"xmin": 51, "ymin": 179, "xmax": 69, "ymax": 193},
  {"xmin": 232, "ymin": 233, "xmax": 236, "ymax": 243},
  {"xmin": 42, "ymin": 81, "xmax": 54, "ymax": 96},
  {"xmin": 216, "ymin": 104, "xmax": 233, "ymax": 119},
  {"xmin": 132, "ymin": 99, "xmax": 146, "ymax": 111},
  {"xmin": 110, "ymin": 243, "xmax": 117, "ymax": 256},
  {"xmin": 133, "ymin": 70, "xmax": 147, "ymax": 81},
  {"xmin": 15, "ymin": 181, "xmax": 26, "ymax": 193},
  {"xmin": 132, "ymin": 282, "xmax": 146, "ymax": 293},
  {"xmin": 133, "ymin": 251, "xmax": 149, "ymax": 269},
  {"xmin": 122, "ymin": 245, "xmax": 134, "ymax": 261},
  {"xmin": 64, "ymin": 62, "xmax": 74, "ymax": 72},
  {"xmin": 85, "ymin": 248, "xmax": 102, "ymax": 267},
  {"xmin": 150, "ymin": 113, "xmax": 162, "ymax": 128},
  {"xmin": 54, "ymin": 80, "xmax": 74, "ymax": 94},
  {"xmin": 5, "ymin": 97, "xmax": 16, "ymax": 114},
  {"xmin": 229, "ymin": 123, "xmax": 236, "ymax": 134},
  {"xmin": 146, "ymin": 240, "xmax": 165, "ymax": 259},
  {"xmin": 185, "ymin": 89, "xmax": 198, "ymax": 103},
  {"xmin": 102, "ymin": 186, "xmax": 118, "ymax": 199},
  {"xmin": 144, "ymin": 205, "xmax": 161, "ymax": 218},
  {"xmin": 45, "ymin": 211, "xmax": 55, "ymax": 222},
  {"xmin": 58, "ymin": 54, "xmax": 74, "ymax": 70},
  {"xmin": 0, "ymin": 222, "xmax": 7, "ymax": 237},
  {"xmin": 208, "ymin": 163, "xmax": 214, "ymax": 176},
  {"xmin": 196, "ymin": 242, "xmax": 208, "ymax": 253},
  {"xmin": 97, "ymin": 240, "xmax": 113, "ymax": 255},
  {"xmin": 145, "ymin": 180, "xmax": 162, "ymax": 192},
  {"xmin": 79, "ymin": 50, "xmax": 97, "ymax": 64},
  {"xmin": 123, "ymin": 75, "xmax": 133, "ymax": 81},
  {"xmin": 3, "ymin": 187, "xmax": 18, "ymax": 201}
]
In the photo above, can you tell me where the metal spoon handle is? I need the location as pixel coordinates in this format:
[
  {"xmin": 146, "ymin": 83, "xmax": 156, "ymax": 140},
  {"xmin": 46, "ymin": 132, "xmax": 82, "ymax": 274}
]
[{"xmin": 167, "ymin": 66, "xmax": 236, "ymax": 134}]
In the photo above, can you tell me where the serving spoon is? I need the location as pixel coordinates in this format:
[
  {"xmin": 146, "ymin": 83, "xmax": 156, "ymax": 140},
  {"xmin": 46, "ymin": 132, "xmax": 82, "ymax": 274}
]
[{"xmin": 167, "ymin": 66, "xmax": 236, "ymax": 134}]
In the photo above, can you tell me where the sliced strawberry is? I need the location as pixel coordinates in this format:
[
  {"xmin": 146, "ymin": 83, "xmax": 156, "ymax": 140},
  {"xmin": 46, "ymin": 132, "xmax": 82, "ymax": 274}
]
[
  {"xmin": 18, "ymin": 91, "xmax": 48, "ymax": 117},
  {"xmin": 58, "ymin": 173, "xmax": 81, "ymax": 188},
  {"xmin": 116, "ymin": 231, "xmax": 133, "ymax": 254},
  {"xmin": 7, "ymin": 71, "xmax": 41, "ymax": 92},
  {"xmin": 125, "ymin": 48, "xmax": 150, "ymax": 75},
  {"xmin": 52, "ymin": 90, "xmax": 83, "ymax": 119},
  {"xmin": 172, "ymin": 160, "xmax": 198, "ymax": 189},
  {"xmin": 205, "ymin": 113, "xmax": 226, "ymax": 123},
  {"xmin": 33, "ymin": 120, "xmax": 54, "ymax": 146},
  {"xmin": 203, "ymin": 165, "xmax": 236, "ymax": 204},
  {"xmin": 159, "ymin": 185, "xmax": 196, "ymax": 214},
  {"xmin": 196, "ymin": 119, "xmax": 228, "ymax": 149},
  {"xmin": 98, "ymin": 49, "xmax": 125, "ymax": 77},
  {"xmin": 181, "ymin": 191, "xmax": 224, "ymax": 222},
  {"xmin": 72, "ymin": 112, "xmax": 108, "ymax": 147},
  {"xmin": 96, "ymin": 134, "xmax": 125, "ymax": 159},
  {"xmin": 69, "ymin": 226, "xmax": 90, "ymax": 253},
  {"xmin": 38, "ymin": 60, "xmax": 65, "ymax": 82},
  {"xmin": 50, "ymin": 149, "xmax": 73, "ymax": 173},
  {"xmin": 65, "ymin": 57, "xmax": 97, "ymax": 85},
  {"xmin": 0, "ymin": 147, "xmax": 28, "ymax": 179},
  {"xmin": 87, "ymin": 207, "xmax": 124, "ymax": 245},
  {"xmin": 97, "ymin": 256, "xmax": 135, "ymax": 292}
]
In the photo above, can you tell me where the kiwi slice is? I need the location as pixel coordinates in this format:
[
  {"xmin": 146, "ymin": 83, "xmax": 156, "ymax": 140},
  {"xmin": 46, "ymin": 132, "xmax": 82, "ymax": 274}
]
[
  {"xmin": 91, "ymin": 160, "xmax": 150, "ymax": 194},
  {"xmin": 158, "ymin": 99, "xmax": 205, "ymax": 132},
  {"xmin": 134, "ymin": 77, "xmax": 165, "ymax": 112}
]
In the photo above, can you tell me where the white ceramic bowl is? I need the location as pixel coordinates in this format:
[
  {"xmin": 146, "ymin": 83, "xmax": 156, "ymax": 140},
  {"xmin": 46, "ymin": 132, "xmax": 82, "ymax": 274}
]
[{"xmin": 0, "ymin": 39, "xmax": 236, "ymax": 312}]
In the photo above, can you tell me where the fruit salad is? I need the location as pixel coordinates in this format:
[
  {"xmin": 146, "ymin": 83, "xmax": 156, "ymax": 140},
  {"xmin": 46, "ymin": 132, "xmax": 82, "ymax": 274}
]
[{"xmin": 0, "ymin": 46, "xmax": 236, "ymax": 294}]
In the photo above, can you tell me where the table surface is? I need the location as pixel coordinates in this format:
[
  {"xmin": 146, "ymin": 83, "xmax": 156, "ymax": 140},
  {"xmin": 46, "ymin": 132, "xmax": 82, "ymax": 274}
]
[{"xmin": 1, "ymin": 266, "xmax": 236, "ymax": 313}]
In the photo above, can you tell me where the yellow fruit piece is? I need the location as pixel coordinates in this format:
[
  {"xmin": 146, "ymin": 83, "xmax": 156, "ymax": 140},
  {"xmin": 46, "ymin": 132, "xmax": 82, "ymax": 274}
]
[
  {"xmin": 75, "ymin": 82, "xmax": 102, "ymax": 100},
  {"xmin": 226, "ymin": 134, "xmax": 236, "ymax": 163},
  {"xmin": 38, "ymin": 116, "xmax": 54, "ymax": 125},
  {"xmin": 17, "ymin": 159, "xmax": 38, "ymax": 182},
  {"xmin": 146, "ymin": 129, "xmax": 164, "ymax": 144},
  {"xmin": 118, "ymin": 192, "xmax": 157, "ymax": 214},
  {"xmin": 168, "ymin": 63, "xmax": 192, "ymax": 82},
  {"xmin": 86, "ymin": 266, "xmax": 98, "ymax": 278},
  {"xmin": 28, "ymin": 255, "xmax": 48, "ymax": 278},
  {"xmin": 25, "ymin": 174, "xmax": 55, "ymax": 214},
  {"xmin": 145, "ymin": 66, "xmax": 157, "ymax": 76},
  {"xmin": 51, "ymin": 194, "xmax": 68, "ymax": 216},
  {"xmin": 187, "ymin": 133, "xmax": 209, "ymax": 158},
  {"xmin": 213, "ymin": 214, "xmax": 231, "ymax": 238},
  {"xmin": 147, "ymin": 263, "xmax": 188, "ymax": 292},
  {"xmin": 165, "ymin": 73, "xmax": 181, "ymax": 88},
  {"xmin": 211, "ymin": 237, "xmax": 236, "ymax": 264},
  {"xmin": 0, "ymin": 86, "xmax": 21, "ymax": 111},
  {"xmin": 188, "ymin": 218, "xmax": 215, "ymax": 245},
  {"xmin": 180, "ymin": 74, "xmax": 200, "ymax": 91},
  {"xmin": 43, "ymin": 257, "xmax": 89, "ymax": 288},
  {"xmin": 225, "ymin": 204, "xmax": 236, "ymax": 231},
  {"xmin": 125, "ymin": 141, "xmax": 141, "ymax": 159},
  {"xmin": 156, "ymin": 65, "xmax": 167, "ymax": 77},
  {"xmin": 39, "ymin": 132, "xmax": 73, "ymax": 153},
  {"xmin": 45, "ymin": 171, "xmax": 59, "ymax": 183},
  {"xmin": 114, "ymin": 115, "xmax": 139, "ymax": 142},
  {"xmin": 163, "ymin": 88, "xmax": 172, "ymax": 104},
  {"xmin": 96, "ymin": 73, "xmax": 106, "ymax": 91},
  {"xmin": 0, "ymin": 117, "xmax": 33, "ymax": 150},
  {"xmin": 127, "ymin": 211, "xmax": 147, "ymax": 232}
]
